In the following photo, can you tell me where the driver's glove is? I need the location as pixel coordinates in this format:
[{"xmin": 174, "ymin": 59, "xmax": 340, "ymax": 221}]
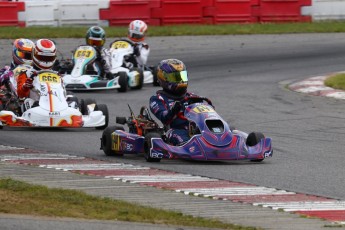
[
  {"xmin": 133, "ymin": 45, "xmax": 140, "ymax": 57},
  {"xmin": 170, "ymin": 101, "xmax": 182, "ymax": 115},
  {"xmin": 22, "ymin": 78, "xmax": 33, "ymax": 89}
]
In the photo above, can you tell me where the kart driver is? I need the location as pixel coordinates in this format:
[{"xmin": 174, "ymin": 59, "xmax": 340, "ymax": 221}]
[
  {"xmin": 110, "ymin": 20, "xmax": 150, "ymax": 70},
  {"xmin": 17, "ymin": 38, "xmax": 57, "ymax": 99},
  {"xmin": 84, "ymin": 26, "xmax": 112, "ymax": 79},
  {"xmin": 0, "ymin": 38, "xmax": 35, "ymax": 88},
  {"xmin": 11, "ymin": 38, "xmax": 35, "ymax": 70},
  {"xmin": 149, "ymin": 59, "xmax": 211, "ymax": 146},
  {"xmin": 127, "ymin": 20, "xmax": 150, "ymax": 69},
  {"xmin": 0, "ymin": 38, "xmax": 34, "ymax": 113}
]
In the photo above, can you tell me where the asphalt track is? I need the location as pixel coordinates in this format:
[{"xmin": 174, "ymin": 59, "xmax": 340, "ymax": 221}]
[{"xmin": 1, "ymin": 34, "xmax": 345, "ymax": 229}]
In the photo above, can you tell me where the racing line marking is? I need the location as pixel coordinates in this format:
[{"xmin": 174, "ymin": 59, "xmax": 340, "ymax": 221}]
[{"xmin": 1, "ymin": 146, "xmax": 345, "ymax": 225}]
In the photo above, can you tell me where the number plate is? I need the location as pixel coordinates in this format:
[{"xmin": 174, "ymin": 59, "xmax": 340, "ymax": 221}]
[{"xmin": 38, "ymin": 72, "xmax": 61, "ymax": 83}]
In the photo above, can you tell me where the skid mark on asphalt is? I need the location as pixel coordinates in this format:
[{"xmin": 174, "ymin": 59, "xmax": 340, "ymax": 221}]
[{"xmin": 0, "ymin": 145, "xmax": 344, "ymax": 225}]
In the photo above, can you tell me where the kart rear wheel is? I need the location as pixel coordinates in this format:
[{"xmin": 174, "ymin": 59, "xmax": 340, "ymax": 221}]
[
  {"xmin": 102, "ymin": 125, "xmax": 125, "ymax": 156},
  {"xmin": 95, "ymin": 104, "xmax": 109, "ymax": 130},
  {"xmin": 246, "ymin": 132, "xmax": 265, "ymax": 162},
  {"xmin": 130, "ymin": 68, "xmax": 144, "ymax": 90},
  {"xmin": 144, "ymin": 132, "xmax": 161, "ymax": 162},
  {"xmin": 117, "ymin": 72, "xmax": 128, "ymax": 92}
]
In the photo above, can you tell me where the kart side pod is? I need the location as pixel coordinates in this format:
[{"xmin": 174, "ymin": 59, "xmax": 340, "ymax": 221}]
[{"xmin": 101, "ymin": 128, "xmax": 145, "ymax": 156}]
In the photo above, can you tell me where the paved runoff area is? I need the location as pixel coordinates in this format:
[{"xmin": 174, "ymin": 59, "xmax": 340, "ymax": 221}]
[{"xmin": 0, "ymin": 145, "xmax": 344, "ymax": 230}]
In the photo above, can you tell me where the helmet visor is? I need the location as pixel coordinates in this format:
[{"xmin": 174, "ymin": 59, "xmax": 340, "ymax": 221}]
[
  {"xmin": 87, "ymin": 37, "xmax": 105, "ymax": 47},
  {"xmin": 35, "ymin": 53, "xmax": 56, "ymax": 62},
  {"xmin": 164, "ymin": 70, "xmax": 188, "ymax": 83},
  {"xmin": 131, "ymin": 33, "xmax": 144, "ymax": 40},
  {"xmin": 16, "ymin": 50, "xmax": 31, "ymax": 60}
]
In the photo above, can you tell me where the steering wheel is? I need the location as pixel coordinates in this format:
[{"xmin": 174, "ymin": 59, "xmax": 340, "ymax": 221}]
[{"xmin": 184, "ymin": 96, "xmax": 213, "ymax": 107}]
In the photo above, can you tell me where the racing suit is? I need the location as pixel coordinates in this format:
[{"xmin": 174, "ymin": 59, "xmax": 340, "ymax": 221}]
[
  {"xmin": 16, "ymin": 65, "xmax": 38, "ymax": 99},
  {"xmin": 132, "ymin": 42, "xmax": 150, "ymax": 69},
  {"xmin": 149, "ymin": 90, "xmax": 197, "ymax": 146},
  {"xmin": 93, "ymin": 46, "xmax": 112, "ymax": 79}
]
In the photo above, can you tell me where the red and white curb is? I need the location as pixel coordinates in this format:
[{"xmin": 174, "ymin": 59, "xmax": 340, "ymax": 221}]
[
  {"xmin": 1, "ymin": 146, "xmax": 345, "ymax": 225},
  {"xmin": 289, "ymin": 75, "xmax": 345, "ymax": 100}
]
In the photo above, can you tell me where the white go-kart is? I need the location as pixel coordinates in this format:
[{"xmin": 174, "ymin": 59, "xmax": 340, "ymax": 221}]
[{"xmin": 0, "ymin": 70, "xmax": 108, "ymax": 129}]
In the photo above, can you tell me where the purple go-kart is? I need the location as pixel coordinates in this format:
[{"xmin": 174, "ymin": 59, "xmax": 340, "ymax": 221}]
[{"xmin": 100, "ymin": 96, "xmax": 273, "ymax": 162}]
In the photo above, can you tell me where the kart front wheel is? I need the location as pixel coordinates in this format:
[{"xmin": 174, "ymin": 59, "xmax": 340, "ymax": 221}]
[
  {"xmin": 144, "ymin": 132, "xmax": 161, "ymax": 162},
  {"xmin": 101, "ymin": 125, "xmax": 125, "ymax": 156},
  {"xmin": 246, "ymin": 132, "xmax": 265, "ymax": 146},
  {"xmin": 130, "ymin": 68, "xmax": 144, "ymax": 90},
  {"xmin": 246, "ymin": 132, "xmax": 265, "ymax": 162},
  {"xmin": 95, "ymin": 104, "xmax": 109, "ymax": 130},
  {"xmin": 117, "ymin": 72, "xmax": 128, "ymax": 92}
]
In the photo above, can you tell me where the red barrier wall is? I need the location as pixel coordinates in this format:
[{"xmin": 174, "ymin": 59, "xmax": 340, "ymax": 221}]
[
  {"xmin": 206, "ymin": 0, "xmax": 254, "ymax": 24},
  {"xmin": 0, "ymin": 1, "xmax": 25, "ymax": 27},
  {"xmin": 151, "ymin": 0, "xmax": 211, "ymax": 25},
  {"xmin": 99, "ymin": 0, "xmax": 311, "ymax": 26},
  {"xmin": 100, "ymin": 0, "xmax": 160, "ymax": 26},
  {"xmin": 259, "ymin": 0, "xmax": 312, "ymax": 22}
]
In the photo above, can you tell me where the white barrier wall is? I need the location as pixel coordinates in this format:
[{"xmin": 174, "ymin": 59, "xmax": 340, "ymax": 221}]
[
  {"xmin": 303, "ymin": 0, "xmax": 345, "ymax": 21},
  {"xmin": 18, "ymin": 0, "xmax": 109, "ymax": 27}
]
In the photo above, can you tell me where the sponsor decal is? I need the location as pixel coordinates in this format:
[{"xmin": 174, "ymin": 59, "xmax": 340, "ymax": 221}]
[
  {"xmin": 49, "ymin": 111, "xmax": 60, "ymax": 117},
  {"xmin": 111, "ymin": 133, "xmax": 120, "ymax": 151},
  {"xmin": 121, "ymin": 141, "xmax": 133, "ymax": 151}
]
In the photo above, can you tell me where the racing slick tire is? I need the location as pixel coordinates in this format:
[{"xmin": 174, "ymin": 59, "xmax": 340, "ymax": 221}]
[
  {"xmin": 66, "ymin": 95, "xmax": 79, "ymax": 109},
  {"xmin": 101, "ymin": 125, "xmax": 125, "ymax": 156},
  {"xmin": 117, "ymin": 72, "xmax": 128, "ymax": 92},
  {"xmin": 95, "ymin": 104, "xmax": 109, "ymax": 130},
  {"xmin": 144, "ymin": 132, "xmax": 162, "ymax": 162},
  {"xmin": 80, "ymin": 98, "xmax": 96, "ymax": 115},
  {"xmin": 130, "ymin": 68, "xmax": 144, "ymax": 90},
  {"xmin": 246, "ymin": 132, "xmax": 265, "ymax": 162}
]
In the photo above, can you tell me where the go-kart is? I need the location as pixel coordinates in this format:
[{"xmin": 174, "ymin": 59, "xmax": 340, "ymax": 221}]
[
  {"xmin": 0, "ymin": 70, "xmax": 108, "ymax": 129},
  {"xmin": 100, "ymin": 96, "xmax": 273, "ymax": 162},
  {"xmin": 109, "ymin": 39, "xmax": 158, "ymax": 89},
  {"xmin": 62, "ymin": 45, "xmax": 128, "ymax": 91}
]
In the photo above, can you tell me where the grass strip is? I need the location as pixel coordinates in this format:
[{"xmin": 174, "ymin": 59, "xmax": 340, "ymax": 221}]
[
  {"xmin": 2, "ymin": 21, "xmax": 345, "ymax": 39},
  {"xmin": 0, "ymin": 178, "xmax": 258, "ymax": 230},
  {"xmin": 324, "ymin": 73, "xmax": 345, "ymax": 90}
]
